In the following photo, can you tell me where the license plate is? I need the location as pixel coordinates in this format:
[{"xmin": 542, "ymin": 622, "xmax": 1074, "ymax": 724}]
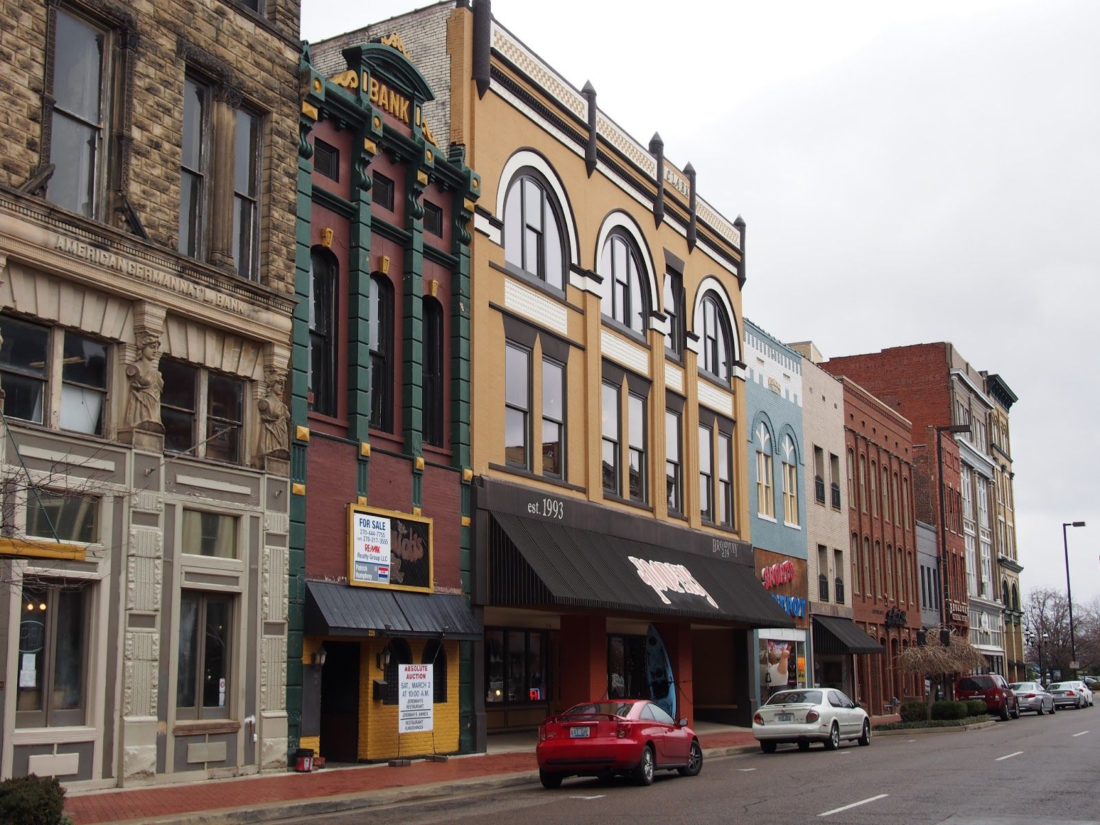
[
  {"xmin": 777, "ymin": 714, "xmax": 793, "ymax": 722},
  {"xmin": 569, "ymin": 726, "xmax": 590, "ymax": 738}
]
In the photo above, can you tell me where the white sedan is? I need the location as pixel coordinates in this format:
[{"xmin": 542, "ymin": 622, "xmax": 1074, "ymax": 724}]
[{"xmin": 753, "ymin": 688, "xmax": 871, "ymax": 752}]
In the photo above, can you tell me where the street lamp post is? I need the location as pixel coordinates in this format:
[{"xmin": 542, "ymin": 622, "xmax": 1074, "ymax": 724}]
[
  {"xmin": 935, "ymin": 423, "xmax": 970, "ymax": 699},
  {"xmin": 1062, "ymin": 520, "xmax": 1086, "ymax": 677}
]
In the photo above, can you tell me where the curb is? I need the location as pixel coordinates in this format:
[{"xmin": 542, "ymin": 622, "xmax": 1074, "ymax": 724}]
[
  {"xmin": 94, "ymin": 744, "xmax": 758, "ymax": 825},
  {"xmin": 874, "ymin": 719, "xmax": 998, "ymax": 736}
]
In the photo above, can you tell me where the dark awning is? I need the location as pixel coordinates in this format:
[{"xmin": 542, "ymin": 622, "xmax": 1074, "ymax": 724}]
[
  {"xmin": 488, "ymin": 511, "xmax": 793, "ymax": 627},
  {"xmin": 812, "ymin": 615, "xmax": 884, "ymax": 655},
  {"xmin": 305, "ymin": 580, "xmax": 482, "ymax": 641}
]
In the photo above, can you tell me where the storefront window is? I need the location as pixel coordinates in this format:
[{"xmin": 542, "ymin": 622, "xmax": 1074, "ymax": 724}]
[
  {"xmin": 759, "ymin": 637, "xmax": 808, "ymax": 698},
  {"xmin": 485, "ymin": 629, "xmax": 549, "ymax": 704},
  {"xmin": 607, "ymin": 634, "xmax": 648, "ymax": 700},
  {"xmin": 17, "ymin": 582, "xmax": 89, "ymax": 728}
]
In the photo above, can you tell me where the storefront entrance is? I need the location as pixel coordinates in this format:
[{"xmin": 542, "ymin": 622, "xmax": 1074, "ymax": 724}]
[
  {"xmin": 607, "ymin": 634, "xmax": 649, "ymax": 700},
  {"xmin": 320, "ymin": 642, "xmax": 360, "ymax": 763}
]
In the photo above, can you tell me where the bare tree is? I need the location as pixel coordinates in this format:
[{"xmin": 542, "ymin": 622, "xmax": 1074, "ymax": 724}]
[
  {"xmin": 897, "ymin": 631, "xmax": 988, "ymax": 717},
  {"xmin": 1023, "ymin": 588, "xmax": 1079, "ymax": 678}
]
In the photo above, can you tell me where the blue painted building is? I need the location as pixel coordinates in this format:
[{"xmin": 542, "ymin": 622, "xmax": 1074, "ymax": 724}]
[{"xmin": 744, "ymin": 319, "xmax": 810, "ymax": 707}]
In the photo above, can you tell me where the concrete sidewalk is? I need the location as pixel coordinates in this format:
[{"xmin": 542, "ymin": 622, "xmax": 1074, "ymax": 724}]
[{"xmin": 65, "ymin": 729, "xmax": 759, "ymax": 825}]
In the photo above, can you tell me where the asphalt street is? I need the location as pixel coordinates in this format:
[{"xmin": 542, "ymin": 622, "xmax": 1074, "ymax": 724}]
[{"xmin": 282, "ymin": 707, "xmax": 1100, "ymax": 825}]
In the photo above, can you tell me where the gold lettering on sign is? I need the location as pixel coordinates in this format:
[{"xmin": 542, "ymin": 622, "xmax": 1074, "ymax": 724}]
[
  {"xmin": 368, "ymin": 78, "xmax": 410, "ymax": 123},
  {"xmin": 379, "ymin": 32, "xmax": 410, "ymax": 58}
]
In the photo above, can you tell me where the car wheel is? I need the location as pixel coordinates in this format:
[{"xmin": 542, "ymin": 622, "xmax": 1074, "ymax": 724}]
[
  {"xmin": 1036, "ymin": 703, "xmax": 1044, "ymax": 716},
  {"xmin": 858, "ymin": 719, "xmax": 871, "ymax": 746},
  {"xmin": 633, "ymin": 744, "xmax": 655, "ymax": 786},
  {"xmin": 1051, "ymin": 703, "xmax": 1056, "ymax": 714},
  {"xmin": 999, "ymin": 703, "xmax": 1010, "ymax": 721},
  {"xmin": 678, "ymin": 740, "xmax": 703, "ymax": 777},
  {"xmin": 824, "ymin": 722, "xmax": 840, "ymax": 751},
  {"xmin": 539, "ymin": 770, "xmax": 563, "ymax": 790},
  {"xmin": 1011, "ymin": 702, "xmax": 1021, "ymax": 720},
  {"xmin": 797, "ymin": 741, "xmax": 810, "ymax": 751},
  {"xmin": 760, "ymin": 741, "xmax": 777, "ymax": 754}
]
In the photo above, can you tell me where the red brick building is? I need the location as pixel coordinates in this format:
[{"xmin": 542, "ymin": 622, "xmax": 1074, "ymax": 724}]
[{"xmin": 833, "ymin": 377, "xmax": 922, "ymax": 715}]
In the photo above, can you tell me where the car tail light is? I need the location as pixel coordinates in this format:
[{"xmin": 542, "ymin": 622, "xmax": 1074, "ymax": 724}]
[
  {"xmin": 1024, "ymin": 693, "xmax": 1035, "ymax": 698},
  {"xmin": 753, "ymin": 713, "xmax": 764, "ymax": 725},
  {"xmin": 617, "ymin": 723, "xmax": 629, "ymax": 739},
  {"xmin": 1067, "ymin": 690, "xmax": 1076, "ymax": 696},
  {"xmin": 806, "ymin": 710, "xmax": 820, "ymax": 723}
]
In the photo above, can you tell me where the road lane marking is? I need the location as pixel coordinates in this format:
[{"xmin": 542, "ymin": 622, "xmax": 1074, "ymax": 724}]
[
  {"xmin": 738, "ymin": 768, "xmax": 757, "ymax": 772},
  {"xmin": 818, "ymin": 794, "xmax": 888, "ymax": 817},
  {"xmin": 995, "ymin": 751, "xmax": 1023, "ymax": 761},
  {"xmin": 1073, "ymin": 731, "xmax": 1089, "ymax": 737},
  {"xmin": 906, "ymin": 739, "xmax": 916, "ymax": 742},
  {"xmin": 569, "ymin": 795, "xmax": 605, "ymax": 800}
]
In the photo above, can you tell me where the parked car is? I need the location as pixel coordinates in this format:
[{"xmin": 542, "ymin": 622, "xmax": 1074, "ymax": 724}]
[
  {"xmin": 1048, "ymin": 682, "xmax": 1088, "ymax": 710},
  {"xmin": 955, "ymin": 674, "xmax": 1020, "ymax": 720},
  {"xmin": 536, "ymin": 700, "xmax": 702, "ymax": 788},
  {"xmin": 1069, "ymin": 681, "xmax": 1094, "ymax": 707},
  {"xmin": 1008, "ymin": 682, "xmax": 1055, "ymax": 715},
  {"xmin": 752, "ymin": 688, "xmax": 870, "ymax": 752},
  {"xmin": 1083, "ymin": 676, "xmax": 1099, "ymax": 691}
]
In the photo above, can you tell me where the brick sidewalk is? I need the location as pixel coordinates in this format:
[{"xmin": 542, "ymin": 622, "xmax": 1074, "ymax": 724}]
[{"xmin": 65, "ymin": 729, "xmax": 759, "ymax": 825}]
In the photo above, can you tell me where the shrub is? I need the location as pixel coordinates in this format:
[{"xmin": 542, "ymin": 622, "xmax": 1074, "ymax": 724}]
[
  {"xmin": 900, "ymin": 701, "xmax": 928, "ymax": 722},
  {"xmin": 931, "ymin": 700, "xmax": 968, "ymax": 721},
  {"xmin": 0, "ymin": 774, "xmax": 70, "ymax": 825},
  {"xmin": 966, "ymin": 700, "xmax": 988, "ymax": 717}
]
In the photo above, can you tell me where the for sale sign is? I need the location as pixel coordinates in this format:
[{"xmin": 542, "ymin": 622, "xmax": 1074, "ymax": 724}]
[
  {"xmin": 399, "ymin": 664, "xmax": 434, "ymax": 733},
  {"xmin": 350, "ymin": 511, "xmax": 391, "ymax": 585}
]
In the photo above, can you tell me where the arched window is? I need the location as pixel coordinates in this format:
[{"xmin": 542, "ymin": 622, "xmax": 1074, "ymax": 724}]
[
  {"xmin": 885, "ymin": 544, "xmax": 893, "ymax": 598},
  {"xmin": 422, "ymin": 640, "xmax": 448, "ymax": 704},
  {"xmin": 863, "ymin": 536, "xmax": 871, "ymax": 597},
  {"xmin": 875, "ymin": 540, "xmax": 883, "ymax": 597},
  {"xmin": 870, "ymin": 461, "xmax": 878, "ymax": 517},
  {"xmin": 882, "ymin": 466, "xmax": 890, "ymax": 522},
  {"xmin": 503, "ymin": 173, "xmax": 564, "ymax": 289},
  {"xmin": 423, "ymin": 297, "xmax": 445, "ymax": 447},
  {"xmin": 370, "ymin": 275, "xmax": 394, "ymax": 432},
  {"xmin": 756, "ymin": 422, "xmax": 774, "ymax": 518},
  {"xmin": 1002, "ymin": 580, "xmax": 1010, "ymax": 608},
  {"xmin": 1011, "ymin": 583, "xmax": 1019, "ymax": 611},
  {"xmin": 308, "ymin": 248, "xmax": 339, "ymax": 416},
  {"xmin": 382, "ymin": 638, "xmax": 412, "ymax": 705},
  {"xmin": 782, "ymin": 434, "xmax": 799, "ymax": 526},
  {"xmin": 600, "ymin": 232, "xmax": 646, "ymax": 334},
  {"xmin": 852, "ymin": 532, "xmax": 861, "ymax": 594},
  {"xmin": 699, "ymin": 294, "xmax": 732, "ymax": 380},
  {"xmin": 859, "ymin": 455, "xmax": 868, "ymax": 512}
]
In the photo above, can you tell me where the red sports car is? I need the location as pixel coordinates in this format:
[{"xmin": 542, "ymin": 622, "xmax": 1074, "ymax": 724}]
[{"xmin": 535, "ymin": 700, "xmax": 703, "ymax": 788}]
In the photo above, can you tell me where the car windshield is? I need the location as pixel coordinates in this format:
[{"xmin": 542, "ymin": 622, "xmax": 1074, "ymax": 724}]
[
  {"xmin": 562, "ymin": 702, "xmax": 634, "ymax": 718},
  {"xmin": 764, "ymin": 690, "xmax": 822, "ymax": 706}
]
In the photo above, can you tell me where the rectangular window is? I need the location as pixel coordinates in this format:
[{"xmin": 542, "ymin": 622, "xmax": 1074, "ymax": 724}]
[
  {"xmin": 0, "ymin": 315, "xmax": 50, "ymax": 425},
  {"xmin": 161, "ymin": 359, "xmax": 198, "ymax": 454},
  {"xmin": 756, "ymin": 449, "xmax": 774, "ymax": 518},
  {"xmin": 699, "ymin": 424, "xmax": 713, "ymax": 522},
  {"xmin": 541, "ymin": 359, "xmax": 564, "ymax": 478},
  {"xmin": 60, "ymin": 332, "xmax": 107, "ymax": 435},
  {"xmin": 665, "ymin": 409, "xmax": 681, "ymax": 514},
  {"xmin": 308, "ymin": 251, "xmax": 338, "ymax": 416},
  {"xmin": 818, "ymin": 545, "xmax": 829, "ymax": 601},
  {"xmin": 601, "ymin": 382, "xmax": 620, "ymax": 495},
  {"xmin": 627, "ymin": 393, "xmax": 646, "ymax": 502},
  {"xmin": 663, "ymin": 271, "xmax": 682, "ymax": 356},
  {"xmin": 783, "ymin": 460, "xmax": 799, "ymax": 526},
  {"xmin": 314, "ymin": 139, "xmax": 339, "ymax": 181},
  {"xmin": 485, "ymin": 629, "xmax": 550, "ymax": 705},
  {"xmin": 26, "ymin": 492, "xmax": 98, "ymax": 544},
  {"xmin": 851, "ymin": 534, "xmax": 861, "ymax": 594},
  {"xmin": 17, "ymin": 582, "xmax": 90, "ymax": 728},
  {"xmin": 176, "ymin": 591, "xmax": 233, "ymax": 720},
  {"xmin": 859, "ymin": 455, "xmax": 868, "ymax": 512},
  {"xmin": 232, "ymin": 109, "xmax": 261, "ymax": 281},
  {"xmin": 813, "ymin": 446, "xmax": 825, "ymax": 504},
  {"xmin": 182, "ymin": 510, "xmax": 238, "ymax": 558},
  {"xmin": 423, "ymin": 202, "xmax": 443, "ymax": 237},
  {"xmin": 870, "ymin": 462, "xmax": 878, "ymax": 517},
  {"xmin": 48, "ymin": 9, "xmax": 107, "ymax": 217},
  {"xmin": 206, "ymin": 373, "xmax": 244, "ymax": 463},
  {"xmin": 830, "ymin": 453, "xmax": 842, "ymax": 508},
  {"xmin": 179, "ymin": 77, "xmax": 208, "ymax": 256},
  {"xmin": 504, "ymin": 344, "xmax": 531, "ymax": 469},
  {"xmin": 373, "ymin": 172, "xmax": 394, "ymax": 210},
  {"xmin": 834, "ymin": 549, "xmax": 845, "ymax": 605},
  {"xmin": 717, "ymin": 431, "xmax": 733, "ymax": 527},
  {"xmin": 847, "ymin": 450, "xmax": 855, "ymax": 510}
]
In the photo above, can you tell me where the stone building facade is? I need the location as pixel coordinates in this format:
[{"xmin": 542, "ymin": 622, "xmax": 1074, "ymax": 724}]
[{"xmin": 0, "ymin": 0, "xmax": 299, "ymax": 786}]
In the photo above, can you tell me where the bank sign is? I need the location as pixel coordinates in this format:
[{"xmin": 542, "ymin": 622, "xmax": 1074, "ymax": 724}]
[{"xmin": 347, "ymin": 504, "xmax": 433, "ymax": 592}]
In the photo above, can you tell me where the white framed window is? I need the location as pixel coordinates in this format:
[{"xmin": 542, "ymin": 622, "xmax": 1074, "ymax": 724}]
[
  {"xmin": 599, "ymin": 233, "xmax": 647, "ymax": 335},
  {"xmin": 756, "ymin": 423, "xmax": 774, "ymax": 519},
  {"xmin": 0, "ymin": 315, "xmax": 109, "ymax": 436},
  {"xmin": 503, "ymin": 173, "xmax": 565, "ymax": 290},
  {"xmin": 782, "ymin": 435, "xmax": 799, "ymax": 526}
]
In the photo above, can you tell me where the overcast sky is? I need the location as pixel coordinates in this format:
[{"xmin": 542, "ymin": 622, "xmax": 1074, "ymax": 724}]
[{"xmin": 302, "ymin": 1, "xmax": 1100, "ymax": 604}]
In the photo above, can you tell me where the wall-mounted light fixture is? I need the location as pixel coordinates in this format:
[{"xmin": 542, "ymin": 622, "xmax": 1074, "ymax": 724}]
[{"xmin": 311, "ymin": 645, "xmax": 327, "ymax": 668}]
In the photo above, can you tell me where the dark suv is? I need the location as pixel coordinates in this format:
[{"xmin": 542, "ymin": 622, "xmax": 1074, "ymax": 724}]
[{"xmin": 956, "ymin": 674, "xmax": 1020, "ymax": 720}]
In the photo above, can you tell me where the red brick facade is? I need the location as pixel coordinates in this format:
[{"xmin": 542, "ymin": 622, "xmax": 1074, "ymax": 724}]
[{"xmin": 834, "ymin": 378, "xmax": 922, "ymax": 715}]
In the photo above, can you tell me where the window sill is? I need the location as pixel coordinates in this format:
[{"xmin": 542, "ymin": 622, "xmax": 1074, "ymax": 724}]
[
  {"xmin": 697, "ymin": 368, "xmax": 733, "ymax": 392},
  {"xmin": 600, "ymin": 317, "xmax": 650, "ymax": 348},
  {"xmin": 784, "ymin": 522, "xmax": 802, "ymax": 531},
  {"xmin": 757, "ymin": 514, "xmax": 778, "ymax": 523},
  {"xmin": 487, "ymin": 462, "xmax": 585, "ymax": 493},
  {"xmin": 308, "ymin": 410, "xmax": 348, "ymax": 430},
  {"xmin": 492, "ymin": 260, "xmax": 567, "ymax": 302},
  {"xmin": 423, "ymin": 443, "xmax": 453, "ymax": 460},
  {"xmin": 700, "ymin": 520, "xmax": 739, "ymax": 536},
  {"xmin": 11, "ymin": 726, "xmax": 96, "ymax": 745},
  {"xmin": 174, "ymin": 719, "xmax": 241, "ymax": 737},
  {"xmin": 602, "ymin": 493, "xmax": 654, "ymax": 514}
]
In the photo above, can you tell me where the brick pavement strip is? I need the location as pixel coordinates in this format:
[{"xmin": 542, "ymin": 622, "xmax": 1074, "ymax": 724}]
[{"xmin": 66, "ymin": 731, "xmax": 763, "ymax": 825}]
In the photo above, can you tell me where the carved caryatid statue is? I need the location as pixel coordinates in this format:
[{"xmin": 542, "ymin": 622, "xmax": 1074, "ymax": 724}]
[
  {"xmin": 257, "ymin": 367, "xmax": 290, "ymax": 460},
  {"xmin": 124, "ymin": 332, "xmax": 164, "ymax": 433}
]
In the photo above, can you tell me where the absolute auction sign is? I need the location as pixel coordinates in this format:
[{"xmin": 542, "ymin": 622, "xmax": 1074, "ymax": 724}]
[{"xmin": 398, "ymin": 664, "xmax": 434, "ymax": 734}]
